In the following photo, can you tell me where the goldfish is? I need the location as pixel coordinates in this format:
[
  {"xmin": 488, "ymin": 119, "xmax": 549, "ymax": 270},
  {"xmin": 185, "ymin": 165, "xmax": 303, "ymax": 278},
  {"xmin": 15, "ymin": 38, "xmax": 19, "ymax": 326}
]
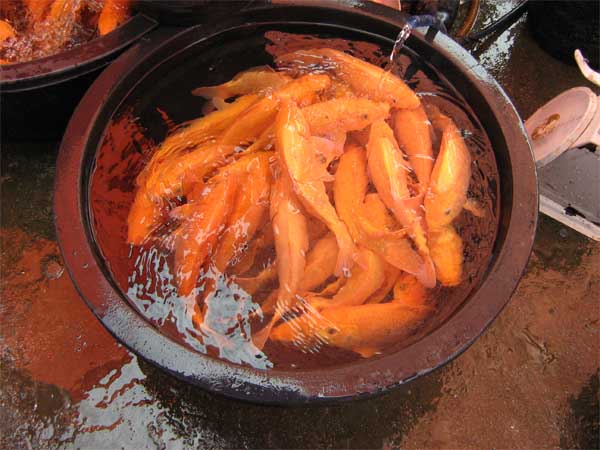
[
  {"xmin": 277, "ymin": 101, "xmax": 359, "ymax": 276},
  {"xmin": 259, "ymin": 234, "xmax": 338, "ymax": 315},
  {"xmin": 365, "ymin": 263, "xmax": 401, "ymax": 304},
  {"xmin": 212, "ymin": 153, "xmax": 272, "ymax": 272},
  {"xmin": 98, "ymin": 0, "xmax": 129, "ymax": 36},
  {"xmin": 392, "ymin": 273, "xmax": 428, "ymax": 307},
  {"xmin": 300, "ymin": 233, "xmax": 338, "ymax": 292},
  {"xmin": 174, "ymin": 172, "xmax": 238, "ymax": 297},
  {"xmin": 127, "ymin": 143, "xmax": 238, "ymax": 245},
  {"xmin": 334, "ymin": 143, "xmax": 436, "ymax": 287},
  {"xmin": 367, "ymin": 120, "xmax": 429, "ymax": 256},
  {"xmin": 220, "ymin": 74, "xmax": 331, "ymax": 147},
  {"xmin": 192, "ymin": 66, "xmax": 291, "ymax": 99},
  {"xmin": 270, "ymin": 302, "xmax": 430, "ymax": 357},
  {"xmin": 276, "ymin": 48, "xmax": 420, "ymax": 109},
  {"xmin": 251, "ymin": 169, "xmax": 310, "ymax": 349},
  {"xmin": 270, "ymin": 170, "xmax": 309, "ymax": 312},
  {"xmin": 308, "ymin": 247, "xmax": 385, "ymax": 310},
  {"xmin": 137, "ymin": 94, "xmax": 260, "ymax": 185},
  {"xmin": 393, "ymin": 105, "xmax": 434, "ymax": 188},
  {"xmin": 302, "ymin": 98, "xmax": 390, "ymax": 136},
  {"xmin": 424, "ymin": 106, "xmax": 472, "ymax": 230},
  {"xmin": 0, "ymin": 19, "xmax": 16, "ymax": 42}
]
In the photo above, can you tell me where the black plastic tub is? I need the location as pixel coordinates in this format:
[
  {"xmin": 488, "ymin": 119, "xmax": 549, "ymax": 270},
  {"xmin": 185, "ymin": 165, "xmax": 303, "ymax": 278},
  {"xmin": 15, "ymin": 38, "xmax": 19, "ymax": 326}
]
[
  {"xmin": 54, "ymin": 2, "xmax": 538, "ymax": 404},
  {"xmin": 0, "ymin": 13, "xmax": 157, "ymax": 140}
]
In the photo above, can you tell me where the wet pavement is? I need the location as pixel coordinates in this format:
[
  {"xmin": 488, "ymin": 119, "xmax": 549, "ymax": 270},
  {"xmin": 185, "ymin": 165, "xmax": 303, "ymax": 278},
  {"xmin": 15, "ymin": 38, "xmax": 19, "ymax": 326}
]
[{"xmin": 1, "ymin": 1, "xmax": 599, "ymax": 448}]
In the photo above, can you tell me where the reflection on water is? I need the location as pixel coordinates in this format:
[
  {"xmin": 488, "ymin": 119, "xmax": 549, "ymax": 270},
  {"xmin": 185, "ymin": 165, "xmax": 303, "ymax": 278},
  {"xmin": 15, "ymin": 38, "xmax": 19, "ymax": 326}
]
[{"xmin": 62, "ymin": 357, "xmax": 225, "ymax": 449}]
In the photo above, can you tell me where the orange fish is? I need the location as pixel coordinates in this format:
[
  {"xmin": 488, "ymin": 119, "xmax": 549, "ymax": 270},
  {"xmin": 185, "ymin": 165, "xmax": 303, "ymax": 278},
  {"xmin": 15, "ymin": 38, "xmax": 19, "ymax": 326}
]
[
  {"xmin": 392, "ymin": 272, "xmax": 428, "ymax": 307},
  {"xmin": 220, "ymin": 74, "xmax": 331, "ymax": 147},
  {"xmin": 428, "ymin": 225, "xmax": 463, "ymax": 286},
  {"xmin": 300, "ymin": 233, "xmax": 338, "ymax": 291},
  {"xmin": 270, "ymin": 169, "xmax": 309, "ymax": 312},
  {"xmin": 98, "ymin": 0, "xmax": 130, "ymax": 36},
  {"xmin": 334, "ymin": 143, "xmax": 436, "ymax": 287},
  {"xmin": 252, "ymin": 168, "xmax": 310, "ymax": 349},
  {"xmin": 365, "ymin": 262, "xmax": 401, "ymax": 304},
  {"xmin": 270, "ymin": 302, "xmax": 430, "ymax": 357},
  {"xmin": 276, "ymin": 48, "xmax": 420, "ymax": 109},
  {"xmin": 259, "ymin": 233, "xmax": 338, "ymax": 315},
  {"xmin": 212, "ymin": 152, "xmax": 272, "ymax": 272},
  {"xmin": 174, "ymin": 172, "xmax": 238, "ymax": 297},
  {"xmin": 138, "ymin": 94, "xmax": 260, "ymax": 186},
  {"xmin": 367, "ymin": 120, "xmax": 429, "ymax": 256},
  {"xmin": 424, "ymin": 107, "xmax": 472, "ymax": 230},
  {"xmin": 302, "ymin": 98, "xmax": 390, "ymax": 136},
  {"xmin": 393, "ymin": 105, "xmax": 434, "ymax": 188},
  {"xmin": 308, "ymin": 247, "xmax": 385, "ymax": 310},
  {"xmin": 128, "ymin": 143, "xmax": 238, "ymax": 245},
  {"xmin": 0, "ymin": 20, "xmax": 16, "ymax": 42},
  {"xmin": 192, "ymin": 66, "xmax": 291, "ymax": 99},
  {"xmin": 277, "ymin": 101, "xmax": 359, "ymax": 276}
]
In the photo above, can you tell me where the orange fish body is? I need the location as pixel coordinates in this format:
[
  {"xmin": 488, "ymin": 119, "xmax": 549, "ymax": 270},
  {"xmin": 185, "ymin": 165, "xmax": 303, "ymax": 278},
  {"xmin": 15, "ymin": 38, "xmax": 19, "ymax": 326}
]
[
  {"xmin": 334, "ymin": 143, "xmax": 436, "ymax": 288},
  {"xmin": 193, "ymin": 67, "xmax": 291, "ymax": 99},
  {"xmin": 425, "ymin": 108, "xmax": 472, "ymax": 230},
  {"xmin": 271, "ymin": 302, "xmax": 429, "ymax": 357},
  {"xmin": 302, "ymin": 98, "xmax": 390, "ymax": 136},
  {"xmin": 367, "ymin": 120, "xmax": 429, "ymax": 256},
  {"xmin": 174, "ymin": 173, "xmax": 237, "ymax": 297},
  {"xmin": 366, "ymin": 262, "xmax": 401, "ymax": 304},
  {"xmin": 392, "ymin": 273, "xmax": 428, "ymax": 307},
  {"xmin": 138, "ymin": 94, "xmax": 259, "ymax": 185},
  {"xmin": 127, "ymin": 143, "xmax": 237, "ymax": 245},
  {"xmin": 270, "ymin": 170, "xmax": 309, "ymax": 312},
  {"xmin": 220, "ymin": 74, "xmax": 330, "ymax": 147},
  {"xmin": 428, "ymin": 224, "xmax": 463, "ymax": 286},
  {"xmin": 277, "ymin": 101, "xmax": 358, "ymax": 276},
  {"xmin": 212, "ymin": 152, "xmax": 272, "ymax": 272},
  {"xmin": 393, "ymin": 105, "xmax": 434, "ymax": 188},
  {"xmin": 299, "ymin": 233, "xmax": 338, "ymax": 292},
  {"xmin": 0, "ymin": 19, "xmax": 16, "ymax": 42},
  {"xmin": 98, "ymin": 0, "xmax": 130, "ymax": 36},
  {"xmin": 309, "ymin": 247, "xmax": 385, "ymax": 310},
  {"xmin": 276, "ymin": 48, "xmax": 420, "ymax": 109}
]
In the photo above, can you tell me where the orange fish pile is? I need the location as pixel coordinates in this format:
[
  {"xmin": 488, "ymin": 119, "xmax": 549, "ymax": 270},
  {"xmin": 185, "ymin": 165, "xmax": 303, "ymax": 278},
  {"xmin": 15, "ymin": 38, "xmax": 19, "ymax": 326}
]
[
  {"xmin": 127, "ymin": 48, "xmax": 481, "ymax": 358},
  {"xmin": 0, "ymin": 0, "xmax": 130, "ymax": 64}
]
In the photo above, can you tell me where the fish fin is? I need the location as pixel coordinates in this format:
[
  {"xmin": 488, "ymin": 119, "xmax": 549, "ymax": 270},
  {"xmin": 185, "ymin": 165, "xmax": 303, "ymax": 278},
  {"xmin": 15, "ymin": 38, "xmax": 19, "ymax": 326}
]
[
  {"xmin": 417, "ymin": 254, "xmax": 437, "ymax": 289},
  {"xmin": 353, "ymin": 346, "xmax": 380, "ymax": 358},
  {"xmin": 252, "ymin": 315, "xmax": 278, "ymax": 350}
]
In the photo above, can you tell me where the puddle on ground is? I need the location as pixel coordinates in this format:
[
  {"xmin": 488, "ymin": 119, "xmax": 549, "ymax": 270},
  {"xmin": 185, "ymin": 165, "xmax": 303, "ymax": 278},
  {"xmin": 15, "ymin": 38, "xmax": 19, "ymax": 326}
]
[{"xmin": 0, "ymin": 228, "xmax": 445, "ymax": 449}]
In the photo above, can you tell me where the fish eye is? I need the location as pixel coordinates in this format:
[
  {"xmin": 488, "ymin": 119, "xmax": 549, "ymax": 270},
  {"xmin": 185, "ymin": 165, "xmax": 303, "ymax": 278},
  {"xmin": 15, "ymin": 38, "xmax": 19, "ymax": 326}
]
[{"xmin": 326, "ymin": 327, "xmax": 338, "ymax": 335}]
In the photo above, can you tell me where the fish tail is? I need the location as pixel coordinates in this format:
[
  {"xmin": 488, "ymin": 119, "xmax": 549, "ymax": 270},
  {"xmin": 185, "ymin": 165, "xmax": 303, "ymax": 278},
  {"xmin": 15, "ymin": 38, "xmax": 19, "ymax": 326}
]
[
  {"xmin": 416, "ymin": 254, "xmax": 437, "ymax": 289},
  {"xmin": 334, "ymin": 236, "xmax": 357, "ymax": 277}
]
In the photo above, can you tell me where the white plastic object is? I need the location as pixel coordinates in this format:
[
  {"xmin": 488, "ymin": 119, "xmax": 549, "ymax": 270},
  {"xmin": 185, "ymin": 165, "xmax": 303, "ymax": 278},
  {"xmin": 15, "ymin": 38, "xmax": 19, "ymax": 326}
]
[{"xmin": 526, "ymin": 87, "xmax": 599, "ymax": 168}]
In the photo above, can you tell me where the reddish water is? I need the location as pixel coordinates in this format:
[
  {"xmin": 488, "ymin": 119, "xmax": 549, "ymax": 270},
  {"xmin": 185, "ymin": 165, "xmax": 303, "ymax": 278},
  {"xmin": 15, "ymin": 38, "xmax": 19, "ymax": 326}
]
[{"xmin": 89, "ymin": 31, "xmax": 500, "ymax": 371}]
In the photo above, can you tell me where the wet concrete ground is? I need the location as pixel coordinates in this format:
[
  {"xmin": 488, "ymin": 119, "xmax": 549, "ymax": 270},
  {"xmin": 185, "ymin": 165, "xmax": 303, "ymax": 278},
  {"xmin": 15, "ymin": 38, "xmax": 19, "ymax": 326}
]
[{"xmin": 1, "ymin": 1, "xmax": 599, "ymax": 448}]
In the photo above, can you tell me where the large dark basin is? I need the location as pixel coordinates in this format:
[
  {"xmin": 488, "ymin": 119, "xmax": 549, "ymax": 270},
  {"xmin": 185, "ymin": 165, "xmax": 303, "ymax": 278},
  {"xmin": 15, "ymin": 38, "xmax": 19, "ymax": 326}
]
[{"xmin": 54, "ymin": 2, "xmax": 537, "ymax": 404}]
